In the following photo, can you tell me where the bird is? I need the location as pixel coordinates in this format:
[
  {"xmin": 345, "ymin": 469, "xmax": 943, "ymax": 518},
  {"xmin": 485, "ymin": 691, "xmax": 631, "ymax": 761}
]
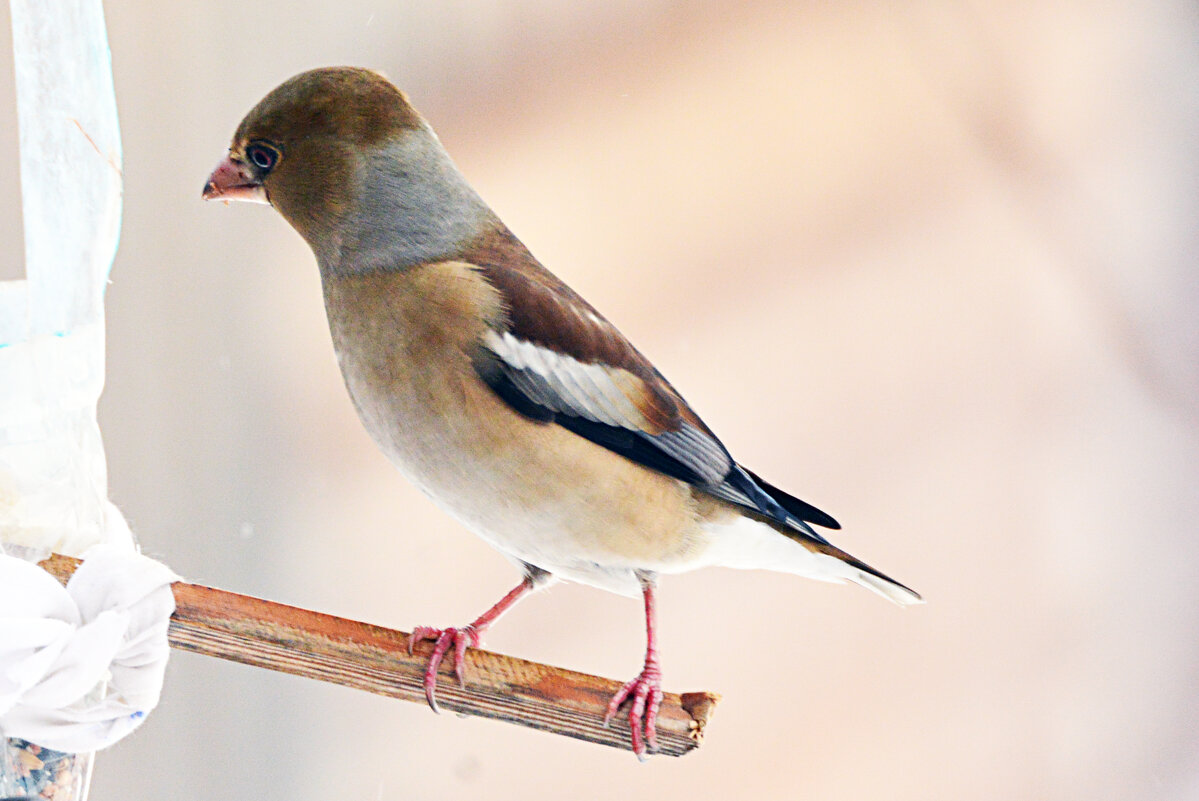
[{"xmin": 202, "ymin": 66, "xmax": 921, "ymax": 759}]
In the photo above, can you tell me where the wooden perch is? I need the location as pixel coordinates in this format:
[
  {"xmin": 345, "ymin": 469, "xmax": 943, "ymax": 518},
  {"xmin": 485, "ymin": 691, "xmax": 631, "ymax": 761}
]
[{"xmin": 37, "ymin": 554, "xmax": 718, "ymax": 757}]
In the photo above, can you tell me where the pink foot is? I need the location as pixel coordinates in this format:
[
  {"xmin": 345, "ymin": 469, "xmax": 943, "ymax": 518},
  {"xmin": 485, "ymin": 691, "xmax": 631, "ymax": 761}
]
[
  {"xmin": 408, "ymin": 625, "xmax": 480, "ymax": 713},
  {"xmin": 405, "ymin": 577, "xmax": 537, "ymax": 714},
  {"xmin": 603, "ymin": 658, "xmax": 663, "ymax": 760}
]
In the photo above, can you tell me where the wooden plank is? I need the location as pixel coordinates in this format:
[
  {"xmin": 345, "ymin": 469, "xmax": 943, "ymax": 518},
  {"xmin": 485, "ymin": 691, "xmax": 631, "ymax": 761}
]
[{"xmin": 37, "ymin": 554, "xmax": 718, "ymax": 757}]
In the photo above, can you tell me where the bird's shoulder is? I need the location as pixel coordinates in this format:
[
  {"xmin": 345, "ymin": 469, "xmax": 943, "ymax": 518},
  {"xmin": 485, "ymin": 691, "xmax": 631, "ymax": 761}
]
[{"xmin": 457, "ymin": 224, "xmax": 697, "ymax": 436}]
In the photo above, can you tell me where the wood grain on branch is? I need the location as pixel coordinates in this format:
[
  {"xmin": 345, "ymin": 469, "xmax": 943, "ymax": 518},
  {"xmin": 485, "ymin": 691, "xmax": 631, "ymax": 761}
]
[{"xmin": 37, "ymin": 554, "xmax": 718, "ymax": 757}]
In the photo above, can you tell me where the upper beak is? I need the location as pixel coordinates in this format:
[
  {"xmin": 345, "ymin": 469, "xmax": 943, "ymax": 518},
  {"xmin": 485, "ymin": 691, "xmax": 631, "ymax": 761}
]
[{"xmin": 202, "ymin": 154, "xmax": 268, "ymax": 204}]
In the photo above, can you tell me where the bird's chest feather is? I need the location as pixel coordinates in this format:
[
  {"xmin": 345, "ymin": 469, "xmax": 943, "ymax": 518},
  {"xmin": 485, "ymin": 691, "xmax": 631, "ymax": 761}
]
[
  {"xmin": 322, "ymin": 263, "xmax": 506, "ymax": 486},
  {"xmin": 319, "ymin": 262, "xmax": 706, "ymax": 580}
]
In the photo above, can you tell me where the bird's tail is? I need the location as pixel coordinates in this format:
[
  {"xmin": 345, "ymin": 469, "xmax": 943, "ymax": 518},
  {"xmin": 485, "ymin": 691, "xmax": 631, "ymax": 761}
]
[
  {"xmin": 842, "ymin": 560, "xmax": 923, "ymax": 605},
  {"xmin": 810, "ymin": 540, "xmax": 923, "ymax": 605},
  {"xmin": 696, "ymin": 515, "xmax": 923, "ymax": 605},
  {"xmin": 800, "ymin": 537, "xmax": 920, "ymax": 606}
]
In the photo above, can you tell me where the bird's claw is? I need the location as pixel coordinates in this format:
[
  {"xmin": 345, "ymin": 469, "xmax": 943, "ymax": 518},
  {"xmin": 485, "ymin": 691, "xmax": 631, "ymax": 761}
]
[
  {"xmin": 408, "ymin": 625, "xmax": 480, "ymax": 713},
  {"xmin": 603, "ymin": 661, "xmax": 663, "ymax": 760}
]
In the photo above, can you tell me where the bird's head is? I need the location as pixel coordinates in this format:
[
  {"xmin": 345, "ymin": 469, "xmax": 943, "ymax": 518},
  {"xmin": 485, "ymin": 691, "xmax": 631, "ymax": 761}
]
[{"xmin": 203, "ymin": 67, "xmax": 484, "ymax": 272}]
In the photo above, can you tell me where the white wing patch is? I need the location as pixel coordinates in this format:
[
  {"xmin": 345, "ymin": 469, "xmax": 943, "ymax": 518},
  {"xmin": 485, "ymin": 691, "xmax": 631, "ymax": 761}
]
[
  {"xmin": 484, "ymin": 330, "xmax": 652, "ymax": 431},
  {"xmin": 483, "ymin": 328, "xmax": 737, "ymax": 490}
]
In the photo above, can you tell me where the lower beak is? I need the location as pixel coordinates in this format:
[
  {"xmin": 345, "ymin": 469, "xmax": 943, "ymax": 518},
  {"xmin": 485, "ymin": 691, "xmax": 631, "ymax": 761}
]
[{"xmin": 202, "ymin": 154, "xmax": 268, "ymax": 204}]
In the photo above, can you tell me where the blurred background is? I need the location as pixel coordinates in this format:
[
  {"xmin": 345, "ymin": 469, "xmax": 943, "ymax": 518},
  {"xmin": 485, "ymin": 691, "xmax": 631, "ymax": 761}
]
[{"xmin": 5, "ymin": 0, "xmax": 1199, "ymax": 798}]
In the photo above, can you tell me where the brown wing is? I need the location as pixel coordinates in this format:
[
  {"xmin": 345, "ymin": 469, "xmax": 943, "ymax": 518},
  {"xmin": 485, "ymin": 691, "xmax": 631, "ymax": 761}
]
[{"xmin": 462, "ymin": 223, "xmax": 837, "ymax": 536}]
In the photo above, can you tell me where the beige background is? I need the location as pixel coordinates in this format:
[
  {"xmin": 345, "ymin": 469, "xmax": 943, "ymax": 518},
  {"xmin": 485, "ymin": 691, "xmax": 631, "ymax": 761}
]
[{"xmin": 4, "ymin": 1, "xmax": 1199, "ymax": 798}]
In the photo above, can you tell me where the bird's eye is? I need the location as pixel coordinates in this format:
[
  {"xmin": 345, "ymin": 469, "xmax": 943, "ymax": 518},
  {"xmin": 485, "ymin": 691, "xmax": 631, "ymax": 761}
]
[{"xmin": 245, "ymin": 142, "xmax": 280, "ymax": 173}]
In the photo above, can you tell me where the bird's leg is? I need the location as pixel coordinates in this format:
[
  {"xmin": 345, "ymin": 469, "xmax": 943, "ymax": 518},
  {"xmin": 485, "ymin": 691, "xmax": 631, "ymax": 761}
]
[
  {"xmin": 604, "ymin": 571, "xmax": 664, "ymax": 760},
  {"xmin": 408, "ymin": 573, "xmax": 539, "ymax": 713}
]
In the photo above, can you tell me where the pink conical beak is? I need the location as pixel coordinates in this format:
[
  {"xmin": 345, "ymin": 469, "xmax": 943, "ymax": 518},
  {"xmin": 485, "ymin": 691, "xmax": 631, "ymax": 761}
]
[{"xmin": 202, "ymin": 154, "xmax": 268, "ymax": 204}]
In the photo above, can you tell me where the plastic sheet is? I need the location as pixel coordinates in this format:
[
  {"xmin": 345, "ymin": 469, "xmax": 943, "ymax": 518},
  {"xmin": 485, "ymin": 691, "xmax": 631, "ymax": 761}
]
[
  {"xmin": 0, "ymin": 0, "xmax": 122, "ymax": 555},
  {"xmin": 0, "ymin": 0, "xmax": 124, "ymax": 797}
]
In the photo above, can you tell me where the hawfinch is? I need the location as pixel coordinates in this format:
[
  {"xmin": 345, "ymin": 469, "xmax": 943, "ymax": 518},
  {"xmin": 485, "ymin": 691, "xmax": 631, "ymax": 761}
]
[{"xmin": 203, "ymin": 67, "xmax": 920, "ymax": 759}]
